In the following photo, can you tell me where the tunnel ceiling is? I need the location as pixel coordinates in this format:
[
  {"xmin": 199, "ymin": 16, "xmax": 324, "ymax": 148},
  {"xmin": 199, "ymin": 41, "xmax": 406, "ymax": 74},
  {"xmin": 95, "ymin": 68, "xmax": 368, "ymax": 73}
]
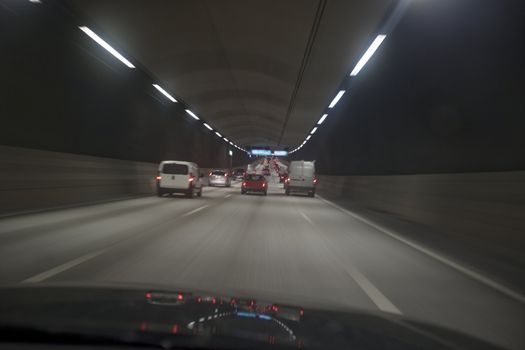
[{"xmin": 69, "ymin": 0, "xmax": 392, "ymax": 148}]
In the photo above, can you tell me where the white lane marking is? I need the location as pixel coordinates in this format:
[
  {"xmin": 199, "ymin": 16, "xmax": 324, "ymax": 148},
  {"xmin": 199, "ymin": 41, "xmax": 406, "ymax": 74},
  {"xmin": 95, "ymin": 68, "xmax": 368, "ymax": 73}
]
[
  {"xmin": 299, "ymin": 211, "xmax": 313, "ymax": 225},
  {"xmin": 224, "ymin": 194, "xmax": 232, "ymax": 198},
  {"xmin": 182, "ymin": 205, "xmax": 209, "ymax": 217},
  {"xmin": 342, "ymin": 262, "xmax": 402, "ymax": 314},
  {"xmin": 23, "ymin": 249, "xmax": 107, "ymax": 283},
  {"xmin": 317, "ymin": 195, "xmax": 525, "ymax": 304}
]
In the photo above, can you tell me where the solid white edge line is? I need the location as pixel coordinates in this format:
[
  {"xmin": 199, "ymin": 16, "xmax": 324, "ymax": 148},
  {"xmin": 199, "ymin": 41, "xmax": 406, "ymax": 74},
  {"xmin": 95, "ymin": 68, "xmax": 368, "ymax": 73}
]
[
  {"xmin": 342, "ymin": 262, "xmax": 402, "ymax": 314},
  {"xmin": 182, "ymin": 205, "xmax": 209, "ymax": 217},
  {"xmin": 23, "ymin": 249, "xmax": 107, "ymax": 283},
  {"xmin": 316, "ymin": 195, "xmax": 525, "ymax": 304},
  {"xmin": 298, "ymin": 209, "xmax": 400, "ymax": 314}
]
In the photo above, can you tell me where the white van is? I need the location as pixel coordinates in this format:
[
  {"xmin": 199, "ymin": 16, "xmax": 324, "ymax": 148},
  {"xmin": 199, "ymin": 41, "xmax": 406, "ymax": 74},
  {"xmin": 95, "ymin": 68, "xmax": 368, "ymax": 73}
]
[
  {"xmin": 156, "ymin": 161, "xmax": 203, "ymax": 198},
  {"xmin": 285, "ymin": 160, "xmax": 317, "ymax": 197}
]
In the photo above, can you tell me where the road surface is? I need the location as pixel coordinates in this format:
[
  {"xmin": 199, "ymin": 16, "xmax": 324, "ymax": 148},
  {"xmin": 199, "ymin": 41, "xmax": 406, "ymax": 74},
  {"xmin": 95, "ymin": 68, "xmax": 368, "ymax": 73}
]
[{"xmin": 0, "ymin": 181, "xmax": 523, "ymax": 349}]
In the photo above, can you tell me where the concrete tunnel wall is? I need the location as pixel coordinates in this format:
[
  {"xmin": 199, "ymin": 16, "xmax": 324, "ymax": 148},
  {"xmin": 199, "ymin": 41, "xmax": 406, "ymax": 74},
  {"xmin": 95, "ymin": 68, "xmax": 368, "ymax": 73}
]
[{"xmin": 315, "ymin": 172, "xmax": 525, "ymax": 289}]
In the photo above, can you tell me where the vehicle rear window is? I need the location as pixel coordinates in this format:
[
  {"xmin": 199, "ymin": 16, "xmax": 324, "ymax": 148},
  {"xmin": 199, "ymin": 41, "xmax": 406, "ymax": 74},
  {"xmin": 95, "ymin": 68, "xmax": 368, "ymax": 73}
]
[
  {"xmin": 212, "ymin": 171, "xmax": 225, "ymax": 176},
  {"xmin": 162, "ymin": 163, "xmax": 188, "ymax": 174},
  {"xmin": 246, "ymin": 174, "xmax": 264, "ymax": 181}
]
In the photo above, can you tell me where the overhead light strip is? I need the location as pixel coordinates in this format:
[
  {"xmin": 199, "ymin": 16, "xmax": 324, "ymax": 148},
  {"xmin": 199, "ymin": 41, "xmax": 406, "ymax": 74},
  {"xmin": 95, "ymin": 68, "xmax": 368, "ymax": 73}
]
[
  {"xmin": 152, "ymin": 84, "xmax": 177, "ymax": 102},
  {"xmin": 203, "ymin": 123, "xmax": 213, "ymax": 130},
  {"xmin": 328, "ymin": 90, "xmax": 345, "ymax": 108},
  {"xmin": 185, "ymin": 109, "xmax": 199, "ymax": 120},
  {"xmin": 317, "ymin": 114, "xmax": 328, "ymax": 125},
  {"xmin": 350, "ymin": 34, "xmax": 387, "ymax": 76},
  {"xmin": 79, "ymin": 26, "xmax": 135, "ymax": 68}
]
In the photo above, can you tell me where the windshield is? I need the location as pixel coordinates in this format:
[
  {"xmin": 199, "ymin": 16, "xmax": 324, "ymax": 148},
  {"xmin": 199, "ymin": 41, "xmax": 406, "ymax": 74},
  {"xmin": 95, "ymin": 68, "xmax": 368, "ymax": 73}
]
[{"xmin": 0, "ymin": 1, "xmax": 523, "ymax": 350}]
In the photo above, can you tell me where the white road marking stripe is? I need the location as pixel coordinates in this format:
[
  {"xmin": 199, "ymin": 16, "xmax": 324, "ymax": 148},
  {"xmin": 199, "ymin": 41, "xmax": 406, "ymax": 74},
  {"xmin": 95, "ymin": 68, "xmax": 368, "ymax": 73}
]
[
  {"xmin": 224, "ymin": 194, "xmax": 232, "ymax": 198},
  {"xmin": 299, "ymin": 211, "xmax": 313, "ymax": 225},
  {"xmin": 23, "ymin": 249, "xmax": 107, "ymax": 283},
  {"xmin": 317, "ymin": 195, "xmax": 525, "ymax": 304},
  {"xmin": 342, "ymin": 262, "xmax": 402, "ymax": 314},
  {"xmin": 182, "ymin": 205, "xmax": 209, "ymax": 217}
]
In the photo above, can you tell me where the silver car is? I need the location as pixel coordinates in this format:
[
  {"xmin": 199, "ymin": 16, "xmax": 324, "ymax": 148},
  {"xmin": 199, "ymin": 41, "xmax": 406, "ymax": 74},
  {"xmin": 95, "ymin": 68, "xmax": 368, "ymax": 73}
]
[{"xmin": 208, "ymin": 170, "xmax": 231, "ymax": 187}]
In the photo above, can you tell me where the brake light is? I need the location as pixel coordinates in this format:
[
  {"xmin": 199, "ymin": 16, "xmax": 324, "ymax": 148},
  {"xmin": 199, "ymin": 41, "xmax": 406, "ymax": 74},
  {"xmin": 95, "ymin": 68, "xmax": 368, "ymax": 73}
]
[
  {"xmin": 313, "ymin": 178, "xmax": 318, "ymax": 184},
  {"xmin": 209, "ymin": 172, "xmax": 212, "ymax": 176},
  {"xmin": 177, "ymin": 293, "xmax": 184, "ymax": 301},
  {"xmin": 242, "ymin": 182, "xmax": 247, "ymax": 186},
  {"xmin": 285, "ymin": 178, "xmax": 290, "ymax": 183},
  {"xmin": 299, "ymin": 308, "xmax": 304, "ymax": 316},
  {"xmin": 189, "ymin": 177, "xmax": 195, "ymax": 182},
  {"xmin": 155, "ymin": 176, "xmax": 161, "ymax": 181},
  {"xmin": 262, "ymin": 183, "xmax": 266, "ymax": 187}
]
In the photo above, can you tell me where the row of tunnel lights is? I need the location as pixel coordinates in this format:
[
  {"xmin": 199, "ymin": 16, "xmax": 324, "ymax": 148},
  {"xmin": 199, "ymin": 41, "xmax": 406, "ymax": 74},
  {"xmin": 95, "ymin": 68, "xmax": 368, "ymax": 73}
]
[
  {"xmin": 74, "ymin": 25, "xmax": 248, "ymax": 155},
  {"xmin": 31, "ymin": 0, "xmax": 386, "ymax": 157},
  {"xmin": 288, "ymin": 34, "xmax": 387, "ymax": 154}
]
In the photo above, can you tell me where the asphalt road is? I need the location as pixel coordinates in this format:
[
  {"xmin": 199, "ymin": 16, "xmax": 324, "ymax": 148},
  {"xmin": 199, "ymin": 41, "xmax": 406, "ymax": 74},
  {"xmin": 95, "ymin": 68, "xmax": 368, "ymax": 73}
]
[{"xmin": 0, "ymin": 181, "xmax": 523, "ymax": 349}]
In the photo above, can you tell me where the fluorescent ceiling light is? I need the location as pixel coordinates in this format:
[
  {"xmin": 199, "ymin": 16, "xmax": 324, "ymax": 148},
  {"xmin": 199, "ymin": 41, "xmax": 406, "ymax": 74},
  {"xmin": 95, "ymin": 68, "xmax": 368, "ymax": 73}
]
[
  {"xmin": 152, "ymin": 84, "xmax": 177, "ymax": 102},
  {"xmin": 229, "ymin": 141, "xmax": 234, "ymax": 145},
  {"xmin": 203, "ymin": 123, "xmax": 213, "ymax": 130},
  {"xmin": 306, "ymin": 135, "xmax": 311, "ymax": 141},
  {"xmin": 185, "ymin": 109, "xmax": 199, "ymax": 120},
  {"xmin": 350, "ymin": 34, "xmax": 387, "ymax": 76},
  {"xmin": 317, "ymin": 114, "xmax": 328, "ymax": 125},
  {"xmin": 310, "ymin": 127, "xmax": 318, "ymax": 135},
  {"xmin": 79, "ymin": 26, "xmax": 135, "ymax": 68},
  {"xmin": 215, "ymin": 131, "xmax": 222, "ymax": 137},
  {"xmin": 223, "ymin": 137, "xmax": 229, "ymax": 142},
  {"xmin": 29, "ymin": 0, "xmax": 42, "ymax": 3},
  {"xmin": 328, "ymin": 90, "xmax": 345, "ymax": 108}
]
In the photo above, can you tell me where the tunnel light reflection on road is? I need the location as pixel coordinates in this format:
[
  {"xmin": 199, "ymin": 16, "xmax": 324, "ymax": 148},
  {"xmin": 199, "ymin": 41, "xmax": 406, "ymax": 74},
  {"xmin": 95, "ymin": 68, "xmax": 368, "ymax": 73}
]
[
  {"xmin": 152, "ymin": 84, "xmax": 177, "ymax": 102},
  {"xmin": 79, "ymin": 26, "xmax": 135, "ymax": 68},
  {"xmin": 185, "ymin": 109, "xmax": 200, "ymax": 120},
  {"xmin": 328, "ymin": 90, "xmax": 345, "ymax": 108},
  {"xmin": 350, "ymin": 34, "xmax": 387, "ymax": 76}
]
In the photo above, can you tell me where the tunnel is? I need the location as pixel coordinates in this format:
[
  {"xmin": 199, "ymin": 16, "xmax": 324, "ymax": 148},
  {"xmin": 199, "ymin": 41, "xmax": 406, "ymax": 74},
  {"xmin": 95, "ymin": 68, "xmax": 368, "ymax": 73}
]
[{"xmin": 0, "ymin": 0, "xmax": 524, "ymax": 349}]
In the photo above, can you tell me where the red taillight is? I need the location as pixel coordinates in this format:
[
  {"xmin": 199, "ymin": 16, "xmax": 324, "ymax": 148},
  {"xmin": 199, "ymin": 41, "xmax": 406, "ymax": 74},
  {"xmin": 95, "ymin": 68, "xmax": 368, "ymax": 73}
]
[
  {"xmin": 145, "ymin": 292, "xmax": 152, "ymax": 299},
  {"xmin": 313, "ymin": 178, "xmax": 317, "ymax": 184},
  {"xmin": 189, "ymin": 177, "xmax": 195, "ymax": 182},
  {"xmin": 177, "ymin": 293, "xmax": 184, "ymax": 301},
  {"xmin": 196, "ymin": 296, "xmax": 202, "ymax": 303},
  {"xmin": 171, "ymin": 324, "xmax": 179, "ymax": 334},
  {"xmin": 299, "ymin": 308, "xmax": 304, "ymax": 316},
  {"xmin": 262, "ymin": 183, "xmax": 266, "ymax": 187},
  {"xmin": 242, "ymin": 182, "xmax": 247, "ymax": 186},
  {"xmin": 155, "ymin": 176, "xmax": 161, "ymax": 181},
  {"xmin": 209, "ymin": 172, "xmax": 212, "ymax": 176},
  {"xmin": 285, "ymin": 178, "xmax": 290, "ymax": 183}
]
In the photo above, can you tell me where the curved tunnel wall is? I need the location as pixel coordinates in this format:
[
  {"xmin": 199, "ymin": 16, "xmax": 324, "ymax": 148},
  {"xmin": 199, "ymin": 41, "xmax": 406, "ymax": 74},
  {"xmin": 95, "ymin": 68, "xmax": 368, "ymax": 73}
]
[{"xmin": 0, "ymin": 0, "xmax": 247, "ymax": 169}]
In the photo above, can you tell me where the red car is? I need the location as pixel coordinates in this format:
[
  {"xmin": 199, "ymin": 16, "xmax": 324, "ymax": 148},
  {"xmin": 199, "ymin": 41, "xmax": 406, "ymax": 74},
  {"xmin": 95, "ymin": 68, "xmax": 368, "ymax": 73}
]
[{"xmin": 241, "ymin": 174, "xmax": 267, "ymax": 195}]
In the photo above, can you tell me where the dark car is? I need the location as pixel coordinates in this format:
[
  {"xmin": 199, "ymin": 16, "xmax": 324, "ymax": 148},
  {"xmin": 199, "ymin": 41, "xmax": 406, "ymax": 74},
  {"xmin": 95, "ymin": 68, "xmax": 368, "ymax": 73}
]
[
  {"xmin": 0, "ymin": 285, "xmax": 502, "ymax": 350},
  {"xmin": 241, "ymin": 174, "xmax": 267, "ymax": 195}
]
